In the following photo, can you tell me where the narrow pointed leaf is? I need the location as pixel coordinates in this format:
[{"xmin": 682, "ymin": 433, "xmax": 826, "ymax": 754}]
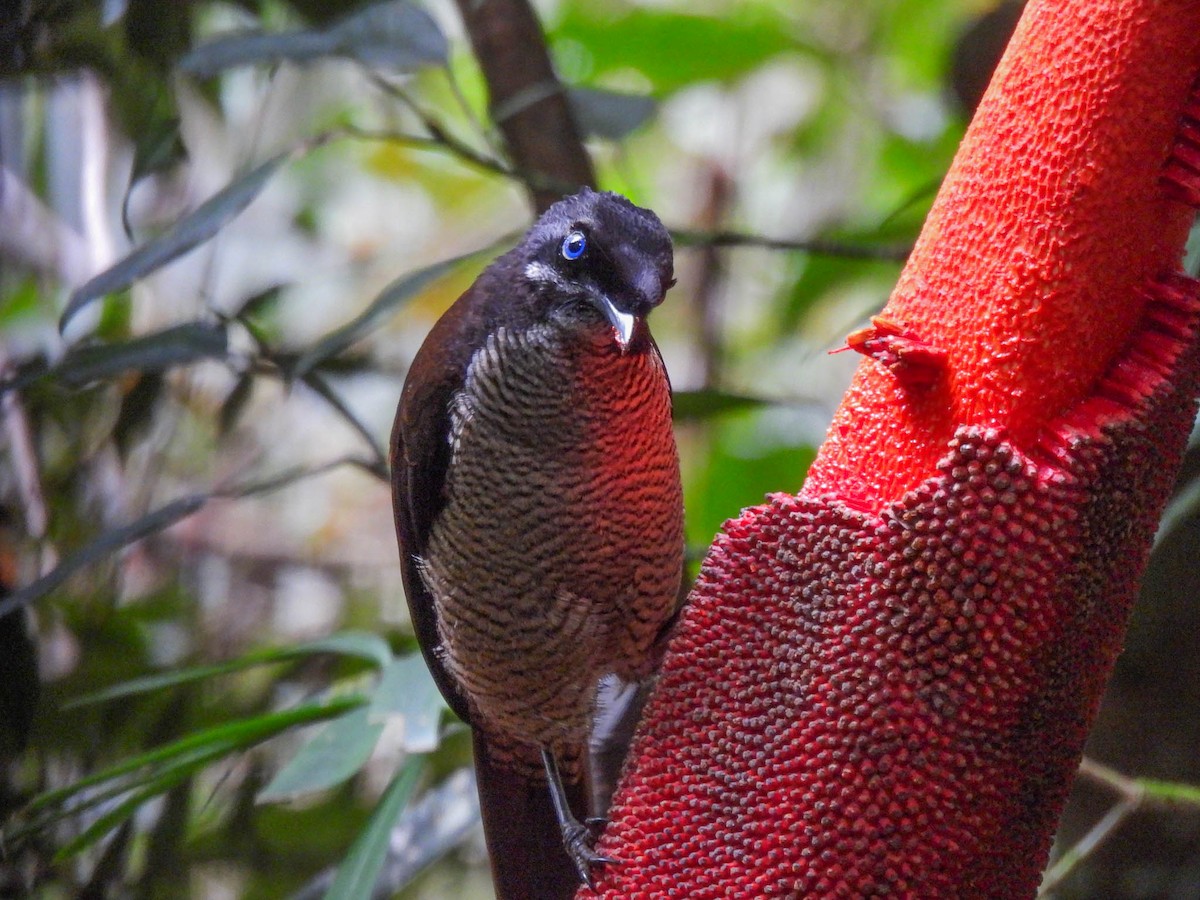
[
  {"xmin": 367, "ymin": 654, "xmax": 445, "ymax": 753},
  {"xmin": 257, "ymin": 706, "xmax": 384, "ymax": 803},
  {"xmin": 61, "ymin": 152, "xmax": 291, "ymax": 331},
  {"xmin": 54, "ymin": 322, "xmax": 228, "ymax": 387},
  {"xmin": 323, "ymin": 758, "xmax": 424, "ymax": 900},
  {"xmin": 218, "ymin": 372, "xmax": 254, "ymax": 436},
  {"xmin": 29, "ymin": 697, "xmax": 364, "ymax": 812},
  {"xmin": 568, "ymin": 86, "xmax": 657, "ymax": 140},
  {"xmin": 65, "ymin": 631, "xmax": 393, "ymax": 709},
  {"xmin": 290, "ymin": 251, "xmax": 473, "ymax": 380},
  {"xmin": 0, "ymin": 495, "xmax": 208, "ymax": 618},
  {"xmin": 178, "ymin": 1, "xmax": 447, "ymax": 79}
]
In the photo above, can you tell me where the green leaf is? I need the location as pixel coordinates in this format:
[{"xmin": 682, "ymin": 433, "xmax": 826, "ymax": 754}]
[
  {"xmin": 122, "ymin": 115, "xmax": 187, "ymax": 239},
  {"xmin": 51, "ymin": 745, "xmax": 225, "ymax": 861},
  {"xmin": 30, "ymin": 697, "xmax": 364, "ymax": 813},
  {"xmin": 61, "ymin": 152, "xmax": 292, "ymax": 331},
  {"xmin": 65, "ymin": 631, "xmax": 393, "ymax": 708},
  {"xmin": 568, "ymin": 86, "xmax": 656, "ymax": 140},
  {"xmin": 1155, "ymin": 474, "xmax": 1200, "ymax": 549},
  {"xmin": 178, "ymin": 1, "xmax": 447, "ymax": 79},
  {"xmin": 368, "ymin": 654, "xmax": 446, "ymax": 753},
  {"xmin": 218, "ymin": 372, "xmax": 254, "ymax": 436},
  {"xmin": 113, "ymin": 371, "xmax": 166, "ymax": 457},
  {"xmin": 257, "ymin": 706, "xmax": 384, "ymax": 803},
  {"xmin": 552, "ymin": 6, "xmax": 800, "ymax": 94},
  {"xmin": 0, "ymin": 494, "xmax": 209, "ymax": 618},
  {"xmin": 289, "ymin": 250, "xmax": 477, "ymax": 380},
  {"xmin": 53, "ymin": 322, "xmax": 228, "ymax": 387},
  {"xmin": 673, "ymin": 389, "xmax": 770, "ymax": 422},
  {"xmin": 323, "ymin": 757, "xmax": 424, "ymax": 900}
]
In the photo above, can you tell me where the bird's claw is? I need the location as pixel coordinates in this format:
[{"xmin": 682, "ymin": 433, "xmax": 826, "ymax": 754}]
[{"xmin": 563, "ymin": 820, "xmax": 618, "ymax": 890}]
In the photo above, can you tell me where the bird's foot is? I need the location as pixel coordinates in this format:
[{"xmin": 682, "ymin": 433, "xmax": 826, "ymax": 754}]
[{"xmin": 562, "ymin": 819, "xmax": 618, "ymax": 890}]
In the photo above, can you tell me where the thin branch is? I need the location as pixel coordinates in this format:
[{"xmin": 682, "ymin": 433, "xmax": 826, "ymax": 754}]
[
  {"xmin": 1038, "ymin": 757, "xmax": 1200, "ymax": 896},
  {"xmin": 672, "ymin": 228, "xmax": 912, "ymax": 261},
  {"xmin": 1038, "ymin": 794, "xmax": 1140, "ymax": 896}
]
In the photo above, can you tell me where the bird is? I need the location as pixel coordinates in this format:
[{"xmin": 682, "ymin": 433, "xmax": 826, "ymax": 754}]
[{"xmin": 390, "ymin": 188, "xmax": 685, "ymax": 898}]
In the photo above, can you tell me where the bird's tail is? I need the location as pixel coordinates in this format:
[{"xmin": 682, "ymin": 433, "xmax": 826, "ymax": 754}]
[{"xmin": 473, "ymin": 731, "xmax": 590, "ymax": 900}]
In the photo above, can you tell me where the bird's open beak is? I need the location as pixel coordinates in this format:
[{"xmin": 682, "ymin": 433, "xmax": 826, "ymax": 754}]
[{"xmin": 596, "ymin": 295, "xmax": 637, "ymax": 351}]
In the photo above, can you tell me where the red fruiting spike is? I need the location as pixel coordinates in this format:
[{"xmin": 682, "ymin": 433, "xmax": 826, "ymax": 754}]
[
  {"xmin": 834, "ymin": 315, "xmax": 948, "ymax": 386},
  {"xmin": 1161, "ymin": 76, "xmax": 1200, "ymax": 205},
  {"xmin": 587, "ymin": 274, "xmax": 1200, "ymax": 900}
]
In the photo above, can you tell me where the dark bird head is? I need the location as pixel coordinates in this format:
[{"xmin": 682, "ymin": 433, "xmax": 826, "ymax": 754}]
[{"xmin": 516, "ymin": 188, "xmax": 675, "ymax": 351}]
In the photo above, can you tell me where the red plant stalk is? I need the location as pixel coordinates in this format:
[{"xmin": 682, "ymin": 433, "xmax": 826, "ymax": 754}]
[{"xmin": 589, "ymin": 1, "xmax": 1200, "ymax": 897}]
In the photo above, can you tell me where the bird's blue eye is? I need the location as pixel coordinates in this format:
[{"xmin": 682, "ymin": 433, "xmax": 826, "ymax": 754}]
[{"xmin": 561, "ymin": 231, "xmax": 586, "ymax": 260}]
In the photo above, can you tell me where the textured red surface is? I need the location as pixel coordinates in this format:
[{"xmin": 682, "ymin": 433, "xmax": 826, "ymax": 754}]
[
  {"xmin": 803, "ymin": 0, "xmax": 1200, "ymax": 511},
  {"xmin": 593, "ymin": 279, "xmax": 1200, "ymax": 898},
  {"xmin": 587, "ymin": 0, "xmax": 1200, "ymax": 896}
]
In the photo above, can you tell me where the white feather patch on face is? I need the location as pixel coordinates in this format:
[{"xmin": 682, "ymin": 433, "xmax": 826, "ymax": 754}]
[{"xmin": 524, "ymin": 260, "xmax": 571, "ymax": 291}]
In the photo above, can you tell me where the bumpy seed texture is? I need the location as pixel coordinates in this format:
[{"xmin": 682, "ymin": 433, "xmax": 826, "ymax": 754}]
[{"xmin": 588, "ymin": 277, "xmax": 1200, "ymax": 899}]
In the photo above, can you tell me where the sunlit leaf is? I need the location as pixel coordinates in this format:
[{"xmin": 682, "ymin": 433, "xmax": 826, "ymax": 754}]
[
  {"xmin": 368, "ymin": 654, "xmax": 446, "ymax": 753},
  {"xmin": 232, "ymin": 283, "xmax": 285, "ymax": 322},
  {"xmin": 258, "ymin": 706, "xmax": 384, "ymax": 803},
  {"xmin": 61, "ymin": 152, "xmax": 292, "ymax": 331},
  {"xmin": 568, "ymin": 86, "xmax": 657, "ymax": 140},
  {"xmin": 323, "ymin": 757, "xmax": 424, "ymax": 900},
  {"xmin": 178, "ymin": 1, "xmax": 447, "ymax": 79},
  {"xmin": 552, "ymin": 6, "xmax": 801, "ymax": 94}
]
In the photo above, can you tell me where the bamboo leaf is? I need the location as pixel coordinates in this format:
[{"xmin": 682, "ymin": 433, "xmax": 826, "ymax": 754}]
[
  {"xmin": 179, "ymin": 1, "xmax": 447, "ymax": 79},
  {"xmin": 0, "ymin": 460, "xmax": 377, "ymax": 620},
  {"xmin": 257, "ymin": 706, "xmax": 384, "ymax": 803},
  {"xmin": 217, "ymin": 372, "xmax": 254, "ymax": 436},
  {"xmin": 65, "ymin": 631, "xmax": 393, "ymax": 709},
  {"xmin": 568, "ymin": 86, "xmax": 657, "ymax": 140},
  {"xmin": 61, "ymin": 152, "xmax": 292, "ymax": 331},
  {"xmin": 323, "ymin": 758, "xmax": 424, "ymax": 900},
  {"xmin": 0, "ymin": 495, "xmax": 208, "ymax": 618},
  {"xmin": 368, "ymin": 654, "xmax": 445, "ymax": 753},
  {"xmin": 29, "ymin": 697, "xmax": 364, "ymax": 813},
  {"xmin": 54, "ymin": 322, "xmax": 228, "ymax": 387},
  {"xmin": 290, "ymin": 251, "xmax": 475, "ymax": 380}
]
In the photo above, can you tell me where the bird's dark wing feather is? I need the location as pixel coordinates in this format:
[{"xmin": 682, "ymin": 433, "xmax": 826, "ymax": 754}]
[{"xmin": 390, "ymin": 285, "xmax": 494, "ymax": 725}]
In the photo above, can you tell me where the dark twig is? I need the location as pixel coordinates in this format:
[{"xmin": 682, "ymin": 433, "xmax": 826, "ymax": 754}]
[
  {"xmin": 1038, "ymin": 757, "xmax": 1200, "ymax": 895},
  {"xmin": 673, "ymin": 229, "xmax": 912, "ymax": 262}
]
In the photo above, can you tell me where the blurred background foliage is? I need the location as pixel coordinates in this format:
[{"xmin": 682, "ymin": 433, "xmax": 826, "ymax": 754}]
[{"xmin": 0, "ymin": 0, "xmax": 1197, "ymax": 897}]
